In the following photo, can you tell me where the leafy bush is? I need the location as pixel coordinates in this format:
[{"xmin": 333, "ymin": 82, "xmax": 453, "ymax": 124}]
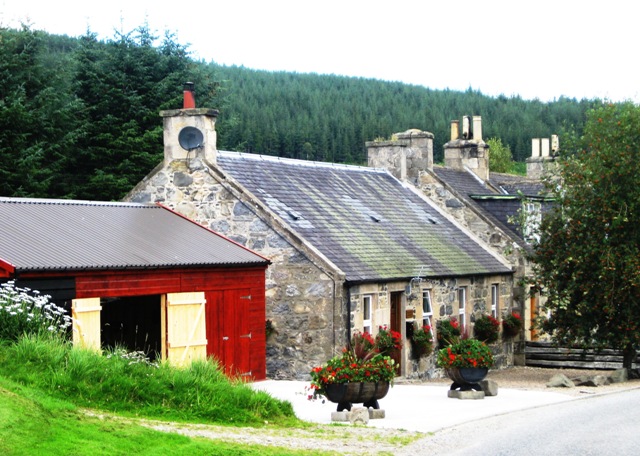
[
  {"xmin": 0, "ymin": 281, "xmax": 71, "ymax": 342},
  {"xmin": 473, "ymin": 314, "xmax": 500, "ymax": 344}
]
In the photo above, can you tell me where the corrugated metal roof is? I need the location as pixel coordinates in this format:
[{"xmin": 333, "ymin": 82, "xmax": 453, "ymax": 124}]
[
  {"xmin": 217, "ymin": 152, "xmax": 512, "ymax": 282},
  {"xmin": 0, "ymin": 197, "xmax": 268, "ymax": 273}
]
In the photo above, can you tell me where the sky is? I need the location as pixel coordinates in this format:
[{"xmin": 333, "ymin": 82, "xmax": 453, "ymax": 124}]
[{"xmin": 2, "ymin": 0, "xmax": 638, "ymax": 103}]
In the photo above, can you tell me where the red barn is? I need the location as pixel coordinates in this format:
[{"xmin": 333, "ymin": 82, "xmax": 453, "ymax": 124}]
[{"xmin": 0, "ymin": 197, "xmax": 270, "ymax": 380}]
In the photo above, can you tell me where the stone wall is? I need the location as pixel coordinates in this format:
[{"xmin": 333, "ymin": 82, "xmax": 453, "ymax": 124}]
[
  {"xmin": 126, "ymin": 157, "xmax": 347, "ymax": 380},
  {"xmin": 348, "ymin": 274, "xmax": 514, "ymax": 379}
]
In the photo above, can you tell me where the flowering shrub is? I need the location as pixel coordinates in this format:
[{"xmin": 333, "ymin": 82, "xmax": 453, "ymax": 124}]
[
  {"xmin": 473, "ymin": 314, "xmax": 500, "ymax": 344},
  {"xmin": 436, "ymin": 338, "xmax": 494, "ymax": 369},
  {"xmin": 410, "ymin": 323, "xmax": 433, "ymax": 359},
  {"xmin": 374, "ymin": 325, "xmax": 402, "ymax": 355},
  {"xmin": 503, "ymin": 311, "xmax": 523, "ymax": 338},
  {"xmin": 436, "ymin": 317, "xmax": 462, "ymax": 348},
  {"xmin": 0, "ymin": 281, "xmax": 72, "ymax": 341}
]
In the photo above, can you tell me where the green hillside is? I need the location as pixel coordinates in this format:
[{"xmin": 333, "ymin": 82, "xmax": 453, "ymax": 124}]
[{"xmin": 0, "ymin": 25, "xmax": 600, "ymax": 201}]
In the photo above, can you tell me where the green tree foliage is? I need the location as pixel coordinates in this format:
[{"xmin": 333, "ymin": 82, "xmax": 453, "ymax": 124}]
[
  {"xmin": 0, "ymin": 26, "xmax": 82, "ymax": 197},
  {"xmin": 486, "ymin": 137, "xmax": 513, "ymax": 173},
  {"xmin": 529, "ymin": 102, "xmax": 640, "ymax": 369},
  {"xmin": 1, "ymin": 25, "xmax": 599, "ymax": 201},
  {"xmin": 212, "ymin": 66, "xmax": 597, "ymax": 165}
]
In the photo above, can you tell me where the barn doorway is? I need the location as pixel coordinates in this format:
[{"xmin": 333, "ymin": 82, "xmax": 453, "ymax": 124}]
[{"xmin": 101, "ymin": 295, "xmax": 162, "ymax": 360}]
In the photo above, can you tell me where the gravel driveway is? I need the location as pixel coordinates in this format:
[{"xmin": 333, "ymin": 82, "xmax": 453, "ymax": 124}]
[{"xmin": 140, "ymin": 367, "xmax": 640, "ymax": 455}]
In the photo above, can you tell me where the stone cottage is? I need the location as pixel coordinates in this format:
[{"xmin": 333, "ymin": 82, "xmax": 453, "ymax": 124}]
[
  {"xmin": 127, "ymin": 92, "xmax": 515, "ymax": 379},
  {"xmin": 367, "ymin": 118, "xmax": 556, "ymax": 362}
]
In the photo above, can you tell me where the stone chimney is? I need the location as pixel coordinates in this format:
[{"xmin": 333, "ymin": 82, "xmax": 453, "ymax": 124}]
[
  {"xmin": 443, "ymin": 115, "xmax": 489, "ymax": 180},
  {"xmin": 366, "ymin": 129, "xmax": 434, "ymax": 182},
  {"xmin": 159, "ymin": 82, "xmax": 219, "ymax": 165},
  {"xmin": 526, "ymin": 135, "xmax": 558, "ymax": 179}
]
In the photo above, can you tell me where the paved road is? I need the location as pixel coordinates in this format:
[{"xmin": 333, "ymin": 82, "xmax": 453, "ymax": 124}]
[{"xmin": 399, "ymin": 388, "xmax": 640, "ymax": 455}]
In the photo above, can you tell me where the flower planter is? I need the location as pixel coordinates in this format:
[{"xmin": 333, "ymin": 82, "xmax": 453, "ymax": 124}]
[
  {"xmin": 323, "ymin": 381, "xmax": 390, "ymax": 412},
  {"xmin": 502, "ymin": 324, "xmax": 520, "ymax": 338},
  {"xmin": 446, "ymin": 367, "xmax": 488, "ymax": 392}
]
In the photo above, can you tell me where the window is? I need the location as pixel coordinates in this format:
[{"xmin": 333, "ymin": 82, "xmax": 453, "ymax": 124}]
[
  {"xmin": 491, "ymin": 284, "xmax": 499, "ymax": 318},
  {"xmin": 363, "ymin": 295, "xmax": 372, "ymax": 333},
  {"xmin": 422, "ymin": 290, "xmax": 434, "ymax": 335},
  {"xmin": 458, "ymin": 287, "xmax": 466, "ymax": 329},
  {"xmin": 422, "ymin": 290, "xmax": 433, "ymax": 337}
]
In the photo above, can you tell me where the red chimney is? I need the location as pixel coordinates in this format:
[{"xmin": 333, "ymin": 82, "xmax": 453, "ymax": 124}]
[{"xmin": 183, "ymin": 82, "xmax": 195, "ymax": 109}]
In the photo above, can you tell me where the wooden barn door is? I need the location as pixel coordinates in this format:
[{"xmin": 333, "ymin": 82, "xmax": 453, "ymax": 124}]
[
  {"xmin": 72, "ymin": 297, "xmax": 102, "ymax": 351},
  {"xmin": 163, "ymin": 292, "xmax": 207, "ymax": 366},
  {"xmin": 206, "ymin": 288, "xmax": 252, "ymax": 379}
]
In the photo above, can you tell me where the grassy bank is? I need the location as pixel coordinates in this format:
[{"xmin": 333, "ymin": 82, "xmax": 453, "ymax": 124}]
[{"xmin": 0, "ymin": 335, "xmax": 297, "ymax": 427}]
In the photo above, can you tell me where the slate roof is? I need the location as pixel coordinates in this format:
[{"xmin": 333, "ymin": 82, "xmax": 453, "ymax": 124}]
[
  {"xmin": 432, "ymin": 166, "xmax": 551, "ymax": 246},
  {"xmin": 216, "ymin": 151, "xmax": 511, "ymax": 283},
  {"xmin": 0, "ymin": 197, "xmax": 268, "ymax": 274},
  {"xmin": 488, "ymin": 172, "xmax": 548, "ymax": 197}
]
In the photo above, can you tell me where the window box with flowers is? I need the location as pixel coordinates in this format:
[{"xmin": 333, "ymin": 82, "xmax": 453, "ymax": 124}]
[
  {"xmin": 502, "ymin": 311, "xmax": 523, "ymax": 338},
  {"xmin": 309, "ymin": 331, "xmax": 396, "ymax": 411},
  {"xmin": 436, "ymin": 338, "xmax": 494, "ymax": 392}
]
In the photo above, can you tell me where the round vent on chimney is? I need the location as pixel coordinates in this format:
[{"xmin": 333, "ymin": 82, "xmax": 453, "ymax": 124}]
[{"xmin": 178, "ymin": 126, "xmax": 204, "ymax": 151}]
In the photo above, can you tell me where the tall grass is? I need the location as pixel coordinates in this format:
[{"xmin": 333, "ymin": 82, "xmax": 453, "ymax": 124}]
[
  {"xmin": 0, "ymin": 281, "xmax": 297, "ymax": 427},
  {"xmin": 0, "ymin": 335, "xmax": 296, "ymax": 426}
]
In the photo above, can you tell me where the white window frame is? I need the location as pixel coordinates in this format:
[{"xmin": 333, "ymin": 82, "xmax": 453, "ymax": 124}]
[
  {"xmin": 362, "ymin": 295, "xmax": 372, "ymax": 334},
  {"xmin": 422, "ymin": 289, "xmax": 434, "ymax": 336},
  {"xmin": 458, "ymin": 287, "xmax": 466, "ymax": 329},
  {"xmin": 491, "ymin": 284, "xmax": 499, "ymax": 318}
]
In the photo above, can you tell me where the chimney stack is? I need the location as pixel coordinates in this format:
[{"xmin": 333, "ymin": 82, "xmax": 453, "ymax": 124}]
[
  {"xmin": 160, "ymin": 83, "xmax": 218, "ymax": 165},
  {"xmin": 450, "ymin": 120, "xmax": 460, "ymax": 141},
  {"xmin": 444, "ymin": 115, "xmax": 488, "ymax": 180},
  {"xmin": 472, "ymin": 116, "xmax": 482, "ymax": 141},
  {"xmin": 183, "ymin": 82, "xmax": 196, "ymax": 109},
  {"xmin": 527, "ymin": 136, "xmax": 558, "ymax": 179}
]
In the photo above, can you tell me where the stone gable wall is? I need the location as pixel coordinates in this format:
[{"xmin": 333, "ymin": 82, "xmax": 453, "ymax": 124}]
[{"xmin": 126, "ymin": 158, "xmax": 346, "ymax": 380}]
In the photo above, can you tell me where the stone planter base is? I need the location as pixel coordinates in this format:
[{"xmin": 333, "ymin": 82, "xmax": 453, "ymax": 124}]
[
  {"xmin": 331, "ymin": 407, "xmax": 386, "ymax": 423},
  {"xmin": 448, "ymin": 390, "xmax": 485, "ymax": 400}
]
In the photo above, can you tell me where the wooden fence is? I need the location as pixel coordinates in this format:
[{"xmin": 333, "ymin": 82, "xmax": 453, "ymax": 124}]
[{"xmin": 525, "ymin": 341, "xmax": 640, "ymax": 370}]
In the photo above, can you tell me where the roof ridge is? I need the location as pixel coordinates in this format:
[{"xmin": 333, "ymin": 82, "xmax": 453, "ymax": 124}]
[
  {"xmin": 0, "ymin": 197, "xmax": 153, "ymax": 208},
  {"xmin": 218, "ymin": 150, "xmax": 387, "ymax": 174}
]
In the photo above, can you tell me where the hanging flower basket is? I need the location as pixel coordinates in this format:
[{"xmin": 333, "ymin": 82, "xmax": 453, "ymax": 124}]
[{"xmin": 502, "ymin": 311, "xmax": 523, "ymax": 338}]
